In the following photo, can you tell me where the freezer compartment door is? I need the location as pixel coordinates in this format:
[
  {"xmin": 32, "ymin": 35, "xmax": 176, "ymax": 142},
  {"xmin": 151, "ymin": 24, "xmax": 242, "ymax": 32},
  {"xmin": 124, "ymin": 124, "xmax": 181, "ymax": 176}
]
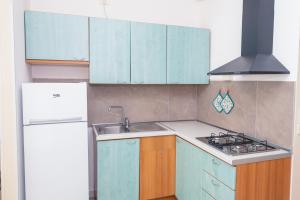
[
  {"xmin": 22, "ymin": 82, "xmax": 87, "ymax": 125},
  {"xmin": 24, "ymin": 122, "xmax": 89, "ymax": 200}
]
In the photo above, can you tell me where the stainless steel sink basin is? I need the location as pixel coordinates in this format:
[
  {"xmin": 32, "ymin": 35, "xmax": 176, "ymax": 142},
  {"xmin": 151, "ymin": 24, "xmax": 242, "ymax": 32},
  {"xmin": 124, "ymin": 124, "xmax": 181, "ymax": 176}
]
[
  {"xmin": 93, "ymin": 122, "xmax": 167, "ymax": 135},
  {"xmin": 99, "ymin": 124, "xmax": 128, "ymax": 134}
]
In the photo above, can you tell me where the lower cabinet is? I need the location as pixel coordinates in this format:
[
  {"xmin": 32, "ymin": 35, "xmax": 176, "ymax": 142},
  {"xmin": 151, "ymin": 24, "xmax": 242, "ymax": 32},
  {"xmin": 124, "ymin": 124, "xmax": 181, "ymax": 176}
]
[
  {"xmin": 235, "ymin": 158, "xmax": 291, "ymax": 200},
  {"xmin": 97, "ymin": 136, "xmax": 291, "ymax": 200},
  {"xmin": 140, "ymin": 136, "xmax": 176, "ymax": 200},
  {"xmin": 202, "ymin": 191, "xmax": 216, "ymax": 200},
  {"xmin": 97, "ymin": 139, "xmax": 140, "ymax": 200},
  {"xmin": 176, "ymin": 137, "xmax": 236, "ymax": 200},
  {"xmin": 203, "ymin": 172, "xmax": 235, "ymax": 200},
  {"xmin": 176, "ymin": 137, "xmax": 204, "ymax": 200}
]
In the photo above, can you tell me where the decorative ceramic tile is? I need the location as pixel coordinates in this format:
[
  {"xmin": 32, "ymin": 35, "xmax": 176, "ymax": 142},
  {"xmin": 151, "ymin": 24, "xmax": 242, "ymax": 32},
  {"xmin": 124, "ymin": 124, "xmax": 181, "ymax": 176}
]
[
  {"xmin": 212, "ymin": 92, "xmax": 223, "ymax": 113},
  {"xmin": 221, "ymin": 93, "xmax": 234, "ymax": 114}
]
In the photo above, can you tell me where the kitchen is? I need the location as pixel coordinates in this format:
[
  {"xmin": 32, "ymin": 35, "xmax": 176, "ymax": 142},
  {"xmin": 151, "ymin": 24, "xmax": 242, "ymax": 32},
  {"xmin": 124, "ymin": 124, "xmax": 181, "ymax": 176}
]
[{"xmin": 0, "ymin": 0, "xmax": 300, "ymax": 200}]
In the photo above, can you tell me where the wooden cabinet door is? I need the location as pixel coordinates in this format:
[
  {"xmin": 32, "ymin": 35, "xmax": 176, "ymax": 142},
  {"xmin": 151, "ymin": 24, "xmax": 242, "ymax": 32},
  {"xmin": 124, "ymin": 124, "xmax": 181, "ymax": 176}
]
[
  {"xmin": 236, "ymin": 158, "xmax": 291, "ymax": 200},
  {"xmin": 97, "ymin": 139, "xmax": 140, "ymax": 200},
  {"xmin": 176, "ymin": 137, "xmax": 204, "ymax": 200},
  {"xmin": 167, "ymin": 25, "xmax": 210, "ymax": 84},
  {"xmin": 140, "ymin": 136, "xmax": 176, "ymax": 200},
  {"xmin": 25, "ymin": 11, "xmax": 89, "ymax": 61},
  {"xmin": 131, "ymin": 22, "xmax": 167, "ymax": 84},
  {"xmin": 90, "ymin": 18, "xmax": 131, "ymax": 84}
]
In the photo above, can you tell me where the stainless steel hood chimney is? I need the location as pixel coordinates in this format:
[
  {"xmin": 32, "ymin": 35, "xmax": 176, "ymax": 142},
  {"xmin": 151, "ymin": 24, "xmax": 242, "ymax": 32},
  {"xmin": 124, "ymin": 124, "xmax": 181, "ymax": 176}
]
[{"xmin": 207, "ymin": 0, "xmax": 290, "ymax": 75}]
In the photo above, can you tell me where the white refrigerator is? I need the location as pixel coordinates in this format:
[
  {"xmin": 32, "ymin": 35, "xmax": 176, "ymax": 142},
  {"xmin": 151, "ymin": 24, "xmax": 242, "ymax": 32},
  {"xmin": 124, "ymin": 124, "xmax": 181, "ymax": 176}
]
[{"xmin": 22, "ymin": 82, "xmax": 89, "ymax": 200}]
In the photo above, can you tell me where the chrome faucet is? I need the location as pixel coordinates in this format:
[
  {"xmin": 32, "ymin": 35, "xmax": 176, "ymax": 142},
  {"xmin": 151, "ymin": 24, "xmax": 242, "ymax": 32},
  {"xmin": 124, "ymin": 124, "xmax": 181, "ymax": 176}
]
[{"xmin": 108, "ymin": 106, "xmax": 130, "ymax": 129}]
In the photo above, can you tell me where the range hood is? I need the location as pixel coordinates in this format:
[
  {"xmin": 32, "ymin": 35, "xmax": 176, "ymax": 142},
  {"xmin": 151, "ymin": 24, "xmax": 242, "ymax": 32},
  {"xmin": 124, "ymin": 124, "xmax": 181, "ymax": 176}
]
[{"xmin": 207, "ymin": 0, "xmax": 290, "ymax": 75}]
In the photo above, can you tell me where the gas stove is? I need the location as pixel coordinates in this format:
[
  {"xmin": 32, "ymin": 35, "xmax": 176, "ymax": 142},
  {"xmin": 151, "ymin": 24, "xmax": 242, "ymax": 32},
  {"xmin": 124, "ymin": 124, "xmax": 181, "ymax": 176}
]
[{"xmin": 197, "ymin": 132, "xmax": 277, "ymax": 156}]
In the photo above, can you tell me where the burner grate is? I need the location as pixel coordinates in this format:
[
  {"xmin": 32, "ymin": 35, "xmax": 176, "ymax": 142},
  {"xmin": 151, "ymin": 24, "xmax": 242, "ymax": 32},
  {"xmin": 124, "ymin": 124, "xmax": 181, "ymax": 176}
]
[{"xmin": 197, "ymin": 132, "xmax": 276, "ymax": 156}]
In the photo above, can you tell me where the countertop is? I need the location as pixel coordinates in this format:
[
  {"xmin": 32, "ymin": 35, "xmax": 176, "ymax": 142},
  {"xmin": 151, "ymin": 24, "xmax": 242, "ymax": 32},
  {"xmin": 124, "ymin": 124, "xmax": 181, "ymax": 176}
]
[{"xmin": 96, "ymin": 120, "xmax": 291, "ymax": 166}]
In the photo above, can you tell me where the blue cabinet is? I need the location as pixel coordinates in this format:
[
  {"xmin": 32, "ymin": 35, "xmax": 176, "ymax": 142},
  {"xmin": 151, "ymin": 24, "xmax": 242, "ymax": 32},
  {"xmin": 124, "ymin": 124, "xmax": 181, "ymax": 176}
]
[
  {"xmin": 97, "ymin": 139, "xmax": 140, "ymax": 200},
  {"xmin": 176, "ymin": 137, "xmax": 236, "ymax": 200},
  {"xmin": 131, "ymin": 22, "xmax": 167, "ymax": 84},
  {"xmin": 90, "ymin": 18, "xmax": 131, "ymax": 84},
  {"xmin": 203, "ymin": 191, "xmax": 216, "ymax": 200},
  {"xmin": 203, "ymin": 172, "xmax": 235, "ymax": 200},
  {"xmin": 176, "ymin": 137, "xmax": 204, "ymax": 200},
  {"xmin": 25, "ymin": 11, "xmax": 89, "ymax": 61},
  {"xmin": 167, "ymin": 25, "xmax": 210, "ymax": 84},
  {"xmin": 203, "ymin": 152, "xmax": 236, "ymax": 190}
]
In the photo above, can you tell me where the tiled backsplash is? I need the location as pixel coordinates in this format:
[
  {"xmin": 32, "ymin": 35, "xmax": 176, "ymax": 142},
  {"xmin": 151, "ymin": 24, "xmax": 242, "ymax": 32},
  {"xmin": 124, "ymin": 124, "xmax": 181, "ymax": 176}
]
[
  {"xmin": 198, "ymin": 81, "xmax": 295, "ymax": 149},
  {"xmin": 34, "ymin": 79, "xmax": 295, "ymax": 149},
  {"xmin": 88, "ymin": 85, "xmax": 198, "ymax": 125}
]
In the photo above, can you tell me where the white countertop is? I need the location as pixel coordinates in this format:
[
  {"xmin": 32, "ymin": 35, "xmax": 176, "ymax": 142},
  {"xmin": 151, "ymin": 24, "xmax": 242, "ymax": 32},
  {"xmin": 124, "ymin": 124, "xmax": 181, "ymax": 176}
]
[{"xmin": 96, "ymin": 120, "xmax": 291, "ymax": 166}]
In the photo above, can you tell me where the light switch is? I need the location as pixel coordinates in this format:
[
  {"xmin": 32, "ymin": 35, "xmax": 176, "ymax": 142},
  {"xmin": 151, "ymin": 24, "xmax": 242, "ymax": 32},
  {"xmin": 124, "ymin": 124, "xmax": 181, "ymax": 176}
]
[{"xmin": 297, "ymin": 124, "xmax": 300, "ymax": 135}]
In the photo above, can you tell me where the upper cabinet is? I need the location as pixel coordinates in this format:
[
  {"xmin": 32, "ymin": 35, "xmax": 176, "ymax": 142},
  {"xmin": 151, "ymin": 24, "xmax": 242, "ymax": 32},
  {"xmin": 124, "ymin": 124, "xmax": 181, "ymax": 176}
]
[
  {"xmin": 167, "ymin": 25, "xmax": 210, "ymax": 84},
  {"xmin": 25, "ymin": 11, "xmax": 89, "ymax": 64},
  {"xmin": 131, "ymin": 22, "xmax": 167, "ymax": 84},
  {"xmin": 25, "ymin": 10, "xmax": 211, "ymax": 84},
  {"xmin": 89, "ymin": 18, "xmax": 131, "ymax": 84}
]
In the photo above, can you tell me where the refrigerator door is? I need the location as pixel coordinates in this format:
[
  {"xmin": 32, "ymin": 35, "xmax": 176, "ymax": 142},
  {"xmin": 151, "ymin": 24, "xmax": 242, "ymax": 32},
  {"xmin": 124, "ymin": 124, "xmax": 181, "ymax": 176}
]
[
  {"xmin": 24, "ymin": 122, "xmax": 89, "ymax": 200},
  {"xmin": 22, "ymin": 82, "xmax": 87, "ymax": 125}
]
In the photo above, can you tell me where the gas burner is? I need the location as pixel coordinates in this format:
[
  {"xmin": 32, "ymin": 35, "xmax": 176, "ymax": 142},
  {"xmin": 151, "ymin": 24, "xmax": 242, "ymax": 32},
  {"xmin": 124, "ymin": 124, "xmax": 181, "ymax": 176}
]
[{"xmin": 197, "ymin": 132, "xmax": 277, "ymax": 156}]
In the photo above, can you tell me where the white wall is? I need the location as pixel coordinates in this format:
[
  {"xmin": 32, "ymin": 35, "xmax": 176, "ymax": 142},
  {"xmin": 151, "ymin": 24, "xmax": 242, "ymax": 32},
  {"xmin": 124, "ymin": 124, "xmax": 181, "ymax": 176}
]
[
  {"xmin": 28, "ymin": 0, "xmax": 300, "ymax": 82},
  {"xmin": 0, "ymin": 0, "xmax": 20, "ymax": 199},
  {"xmin": 291, "ymin": 28, "xmax": 300, "ymax": 200},
  {"xmin": 13, "ymin": 0, "xmax": 32, "ymax": 199}
]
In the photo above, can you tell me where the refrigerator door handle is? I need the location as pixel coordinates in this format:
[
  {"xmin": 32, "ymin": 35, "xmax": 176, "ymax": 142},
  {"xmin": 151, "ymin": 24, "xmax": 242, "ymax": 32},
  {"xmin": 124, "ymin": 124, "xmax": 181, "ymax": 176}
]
[{"xmin": 28, "ymin": 117, "xmax": 83, "ymax": 125}]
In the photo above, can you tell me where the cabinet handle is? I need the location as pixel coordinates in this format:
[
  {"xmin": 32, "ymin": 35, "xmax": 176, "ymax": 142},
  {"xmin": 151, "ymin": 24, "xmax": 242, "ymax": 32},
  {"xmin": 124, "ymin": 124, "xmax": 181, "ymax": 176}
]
[
  {"xmin": 211, "ymin": 179, "xmax": 220, "ymax": 187},
  {"xmin": 212, "ymin": 158, "xmax": 221, "ymax": 166},
  {"xmin": 127, "ymin": 140, "xmax": 137, "ymax": 145}
]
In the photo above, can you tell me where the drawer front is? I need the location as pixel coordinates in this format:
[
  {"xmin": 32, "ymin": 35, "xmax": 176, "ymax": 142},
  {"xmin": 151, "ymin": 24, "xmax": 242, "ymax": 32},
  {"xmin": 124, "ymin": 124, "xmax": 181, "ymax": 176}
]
[
  {"xmin": 203, "ymin": 153, "xmax": 236, "ymax": 189},
  {"xmin": 203, "ymin": 172, "xmax": 235, "ymax": 200}
]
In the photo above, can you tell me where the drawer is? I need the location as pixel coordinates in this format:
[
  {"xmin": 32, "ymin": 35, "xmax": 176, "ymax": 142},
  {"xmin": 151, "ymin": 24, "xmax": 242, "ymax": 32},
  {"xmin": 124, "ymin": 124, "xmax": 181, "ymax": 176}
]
[
  {"xmin": 203, "ymin": 190, "xmax": 216, "ymax": 200},
  {"xmin": 203, "ymin": 172, "xmax": 235, "ymax": 200},
  {"xmin": 203, "ymin": 153, "xmax": 236, "ymax": 189}
]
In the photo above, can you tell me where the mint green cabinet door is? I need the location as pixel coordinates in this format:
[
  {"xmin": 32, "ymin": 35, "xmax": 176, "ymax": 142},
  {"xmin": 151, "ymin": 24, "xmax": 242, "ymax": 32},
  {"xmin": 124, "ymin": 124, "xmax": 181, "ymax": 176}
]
[
  {"xmin": 90, "ymin": 18, "xmax": 130, "ymax": 84},
  {"xmin": 203, "ymin": 191, "xmax": 216, "ymax": 200},
  {"xmin": 203, "ymin": 172, "xmax": 235, "ymax": 200},
  {"xmin": 203, "ymin": 153, "xmax": 236, "ymax": 190},
  {"xmin": 167, "ymin": 26, "xmax": 210, "ymax": 84},
  {"xmin": 131, "ymin": 22, "xmax": 167, "ymax": 84},
  {"xmin": 97, "ymin": 139, "xmax": 139, "ymax": 200},
  {"xmin": 176, "ymin": 137, "xmax": 204, "ymax": 200},
  {"xmin": 25, "ymin": 11, "xmax": 89, "ymax": 61}
]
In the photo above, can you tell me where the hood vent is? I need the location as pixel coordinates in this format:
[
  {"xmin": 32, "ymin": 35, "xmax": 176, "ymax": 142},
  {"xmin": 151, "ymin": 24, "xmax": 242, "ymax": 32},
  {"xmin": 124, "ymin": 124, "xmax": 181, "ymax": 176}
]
[{"xmin": 207, "ymin": 0, "xmax": 290, "ymax": 75}]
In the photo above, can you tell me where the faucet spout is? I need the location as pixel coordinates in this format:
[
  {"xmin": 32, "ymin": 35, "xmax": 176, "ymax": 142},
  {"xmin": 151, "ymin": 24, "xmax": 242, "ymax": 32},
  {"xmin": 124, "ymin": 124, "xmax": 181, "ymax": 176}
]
[{"xmin": 108, "ymin": 106, "xmax": 129, "ymax": 128}]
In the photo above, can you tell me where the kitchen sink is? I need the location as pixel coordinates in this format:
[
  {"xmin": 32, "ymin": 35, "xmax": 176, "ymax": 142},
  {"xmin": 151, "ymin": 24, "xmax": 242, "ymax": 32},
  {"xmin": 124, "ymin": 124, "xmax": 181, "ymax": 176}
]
[{"xmin": 93, "ymin": 122, "xmax": 167, "ymax": 135}]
